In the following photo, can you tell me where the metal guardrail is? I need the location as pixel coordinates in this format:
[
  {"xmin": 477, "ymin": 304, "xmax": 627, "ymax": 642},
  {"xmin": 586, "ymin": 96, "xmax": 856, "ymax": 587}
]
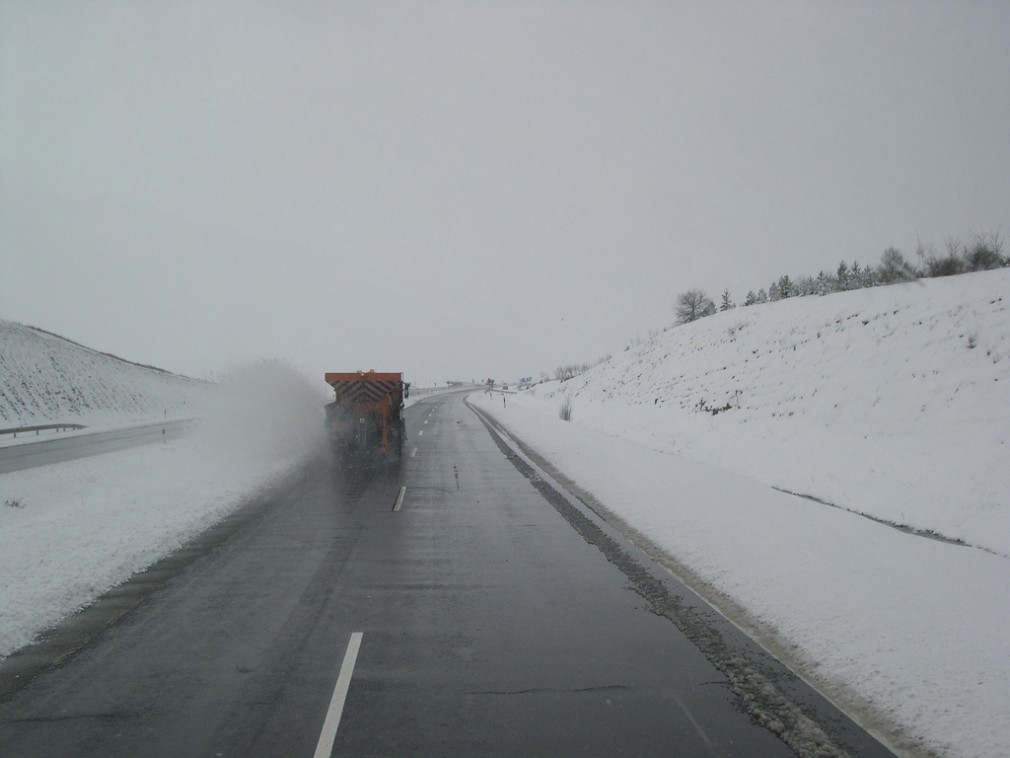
[
  {"xmin": 0, "ymin": 423, "xmax": 86, "ymax": 438},
  {"xmin": 409, "ymin": 384, "xmax": 480, "ymax": 398}
]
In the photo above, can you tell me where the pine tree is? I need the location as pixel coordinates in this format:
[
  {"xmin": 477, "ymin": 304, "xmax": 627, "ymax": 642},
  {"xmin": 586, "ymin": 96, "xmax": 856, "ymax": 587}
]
[
  {"xmin": 836, "ymin": 261, "xmax": 851, "ymax": 290},
  {"xmin": 796, "ymin": 276, "xmax": 816, "ymax": 296},
  {"xmin": 815, "ymin": 271, "xmax": 833, "ymax": 295}
]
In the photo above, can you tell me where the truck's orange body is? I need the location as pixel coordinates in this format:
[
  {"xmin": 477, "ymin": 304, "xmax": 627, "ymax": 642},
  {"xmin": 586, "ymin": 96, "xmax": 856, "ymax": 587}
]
[{"xmin": 324, "ymin": 371, "xmax": 407, "ymax": 456}]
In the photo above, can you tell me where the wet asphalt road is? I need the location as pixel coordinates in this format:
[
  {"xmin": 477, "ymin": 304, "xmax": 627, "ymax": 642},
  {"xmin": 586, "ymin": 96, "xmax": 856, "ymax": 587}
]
[
  {"xmin": 0, "ymin": 419, "xmax": 195, "ymax": 474},
  {"xmin": 0, "ymin": 392, "xmax": 892, "ymax": 756}
]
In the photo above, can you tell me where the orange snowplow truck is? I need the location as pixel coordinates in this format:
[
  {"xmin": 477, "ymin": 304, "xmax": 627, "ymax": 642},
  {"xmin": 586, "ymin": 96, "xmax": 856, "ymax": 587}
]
[{"xmin": 324, "ymin": 371, "xmax": 409, "ymax": 457}]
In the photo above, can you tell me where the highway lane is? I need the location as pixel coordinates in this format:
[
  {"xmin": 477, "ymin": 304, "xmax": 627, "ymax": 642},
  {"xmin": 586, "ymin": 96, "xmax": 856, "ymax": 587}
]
[
  {"xmin": 0, "ymin": 419, "xmax": 196, "ymax": 474},
  {"xmin": 0, "ymin": 392, "xmax": 892, "ymax": 756}
]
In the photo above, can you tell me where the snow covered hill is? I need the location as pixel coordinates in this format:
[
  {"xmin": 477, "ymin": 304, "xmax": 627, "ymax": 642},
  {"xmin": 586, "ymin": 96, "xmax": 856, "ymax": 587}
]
[
  {"xmin": 524, "ymin": 269, "xmax": 1010, "ymax": 557},
  {"xmin": 0, "ymin": 319, "xmax": 212, "ymax": 428}
]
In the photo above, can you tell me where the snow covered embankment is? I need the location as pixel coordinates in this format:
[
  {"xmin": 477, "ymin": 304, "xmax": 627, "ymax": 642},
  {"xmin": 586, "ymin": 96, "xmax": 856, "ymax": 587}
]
[
  {"xmin": 528, "ymin": 270, "xmax": 1010, "ymax": 557},
  {"xmin": 473, "ymin": 269, "xmax": 1010, "ymax": 758},
  {"xmin": 0, "ymin": 362, "xmax": 327, "ymax": 659},
  {"xmin": 0, "ymin": 319, "xmax": 213, "ymax": 430}
]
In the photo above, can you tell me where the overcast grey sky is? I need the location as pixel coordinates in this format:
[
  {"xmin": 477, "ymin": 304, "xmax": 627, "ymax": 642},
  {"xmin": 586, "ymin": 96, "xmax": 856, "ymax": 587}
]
[{"xmin": 2, "ymin": 1, "xmax": 1008, "ymax": 387}]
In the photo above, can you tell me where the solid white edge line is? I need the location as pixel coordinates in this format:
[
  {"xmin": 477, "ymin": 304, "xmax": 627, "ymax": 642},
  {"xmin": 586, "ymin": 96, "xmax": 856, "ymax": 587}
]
[
  {"xmin": 313, "ymin": 632, "xmax": 363, "ymax": 758},
  {"xmin": 393, "ymin": 485, "xmax": 407, "ymax": 512}
]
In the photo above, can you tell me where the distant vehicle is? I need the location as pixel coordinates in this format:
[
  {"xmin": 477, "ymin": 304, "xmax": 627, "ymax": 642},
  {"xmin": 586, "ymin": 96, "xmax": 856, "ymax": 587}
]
[{"xmin": 324, "ymin": 370, "xmax": 408, "ymax": 459}]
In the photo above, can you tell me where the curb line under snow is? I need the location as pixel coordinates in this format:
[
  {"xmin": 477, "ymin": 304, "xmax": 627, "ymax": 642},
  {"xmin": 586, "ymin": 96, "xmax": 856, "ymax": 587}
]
[{"xmin": 465, "ymin": 396, "xmax": 905, "ymax": 758}]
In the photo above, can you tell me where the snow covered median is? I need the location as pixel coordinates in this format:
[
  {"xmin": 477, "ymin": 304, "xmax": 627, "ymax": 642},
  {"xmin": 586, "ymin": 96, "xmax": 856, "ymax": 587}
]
[{"xmin": 0, "ymin": 363, "xmax": 327, "ymax": 659}]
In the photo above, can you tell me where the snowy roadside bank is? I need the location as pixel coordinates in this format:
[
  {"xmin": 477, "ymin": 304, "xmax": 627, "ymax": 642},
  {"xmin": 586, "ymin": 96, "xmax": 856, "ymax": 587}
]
[
  {"xmin": 0, "ymin": 438, "xmax": 318, "ymax": 658},
  {"xmin": 521, "ymin": 272, "xmax": 1010, "ymax": 559},
  {"xmin": 0, "ymin": 364, "xmax": 327, "ymax": 659},
  {"xmin": 469, "ymin": 392, "xmax": 1010, "ymax": 758}
]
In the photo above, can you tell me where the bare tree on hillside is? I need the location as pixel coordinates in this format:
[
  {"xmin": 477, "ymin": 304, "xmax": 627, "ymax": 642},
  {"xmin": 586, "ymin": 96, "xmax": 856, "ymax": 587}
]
[
  {"xmin": 877, "ymin": 247, "xmax": 917, "ymax": 283},
  {"xmin": 964, "ymin": 230, "xmax": 1004, "ymax": 271},
  {"xmin": 675, "ymin": 289, "xmax": 716, "ymax": 324}
]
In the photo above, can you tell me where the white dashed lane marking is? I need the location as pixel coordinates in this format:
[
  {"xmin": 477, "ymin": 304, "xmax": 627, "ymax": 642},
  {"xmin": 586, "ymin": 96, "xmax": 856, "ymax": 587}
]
[{"xmin": 313, "ymin": 632, "xmax": 363, "ymax": 758}]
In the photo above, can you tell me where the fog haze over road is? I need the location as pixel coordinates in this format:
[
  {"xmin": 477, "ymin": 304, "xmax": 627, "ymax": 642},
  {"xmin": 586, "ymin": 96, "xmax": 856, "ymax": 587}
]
[{"xmin": 2, "ymin": 2, "xmax": 1007, "ymax": 383}]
